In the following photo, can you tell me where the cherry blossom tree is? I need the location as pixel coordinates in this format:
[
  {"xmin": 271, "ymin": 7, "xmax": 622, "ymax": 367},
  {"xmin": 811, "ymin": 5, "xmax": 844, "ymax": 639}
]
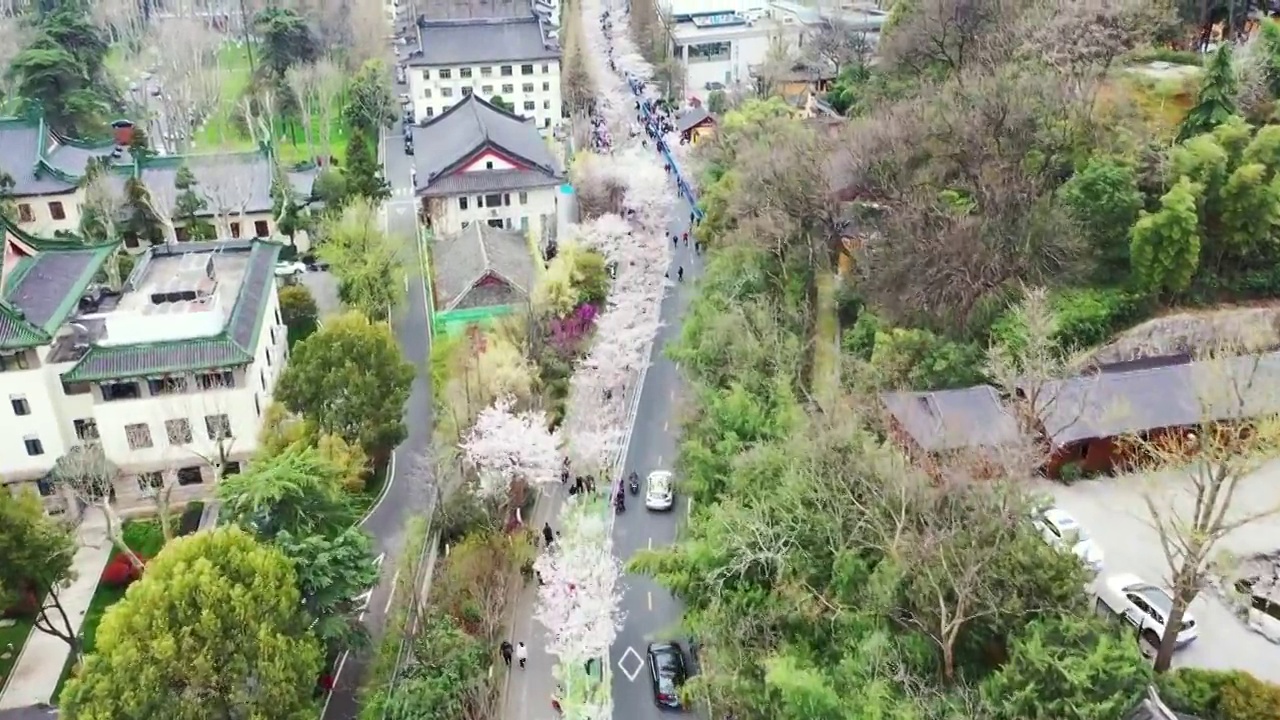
[
  {"xmin": 460, "ymin": 396, "xmax": 562, "ymax": 502},
  {"xmin": 534, "ymin": 503, "xmax": 623, "ymax": 663}
]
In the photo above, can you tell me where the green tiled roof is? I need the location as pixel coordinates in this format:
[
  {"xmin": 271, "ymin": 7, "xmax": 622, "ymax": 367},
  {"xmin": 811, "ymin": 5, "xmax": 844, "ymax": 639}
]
[{"xmin": 61, "ymin": 241, "xmax": 283, "ymax": 382}]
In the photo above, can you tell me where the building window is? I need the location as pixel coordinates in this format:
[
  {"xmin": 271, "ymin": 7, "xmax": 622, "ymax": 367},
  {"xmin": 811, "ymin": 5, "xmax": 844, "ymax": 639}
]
[
  {"xmin": 230, "ymin": 222, "xmax": 242, "ymax": 238},
  {"xmin": 123, "ymin": 235, "xmax": 139, "ymax": 249},
  {"xmin": 521, "ymin": 64, "xmax": 534, "ymax": 75},
  {"xmin": 255, "ymin": 220, "xmax": 269, "ymax": 237},
  {"xmin": 205, "ymin": 414, "xmax": 231, "ymax": 440},
  {"xmin": 421, "ymin": 69, "xmax": 430, "ymax": 80},
  {"xmin": 485, "ymin": 160, "xmax": 494, "ymax": 170},
  {"xmin": 487, "ymin": 218, "xmax": 504, "ymax": 229},
  {"xmin": 148, "ymin": 377, "xmax": 188, "ymax": 396},
  {"xmin": 521, "ymin": 216, "xmax": 529, "ymax": 231},
  {"xmin": 519, "ymin": 191, "xmax": 528, "ymax": 204},
  {"xmin": 125, "ymin": 422, "xmax": 153, "ymax": 450},
  {"xmin": 137, "ymin": 471, "xmax": 164, "ymax": 495},
  {"xmin": 460, "ymin": 67, "xmax": 472, "ymax": 78},
  {"xmin": 425, "ymin": 107, "xmax": 435, "ymax": 118},
  {"xmin": 11, "ymin": 395, "xmax": 30, "ymax": 415},
  {"xmin": 542, "ymin": 81, "xmax": 550, "ymax": 91},
  {"xmin": 423, "ymin": 88, "xmax": 432, "ymax": 98},
  {"xmin": 266, "ymin": 349, "xmax": 273, "ymax": 367},
  {"xmin": 484, "ymin": 193, "xmax": 502, "ymax": 207},
  {"xmin": 503, "ymin": 193, "xmax": 511, "ymax": 205},
  {"xmin": 522, "ymin": 83, "xmax": 534, "ymax": 93},
  {"xmin": 18, "ymin": 203, "xmax": 34, "ymax": 222},
  {"xmin": 502, "ymin": 84, "xmax": 513, "ymax": 94},
  {"xmin": 100, "ymin": 381, "xmax": 141, "ymax": 401},
  {"xmin": 49, "ymin": 201, "xmax": 66, "ymax": 220},
  {"xmin": 62, "ymin": 380, "xmax": 90, "ymax": 395},
  {"xmin": 461, "ymin": 221, "xmax": 470, "ymax": 229},
  {"xmin": 439, "ymin": 68, "xmax": 452, "ymax": 79},
  {"xmin": 462, "ymin": 86, "xmax": 472, "ymax": 97},
  {"xmin": 165, "ymin": 418, "xmax": 193, "ymax": 445},
  {"xmin": 196, "ymin": 371, "xmax": 235, "ymax": 390},
  {"xmin": 0, "ymin": 352, "xmax": 30, "ymax": 371},
  {"xmin": 224, "ymin": 460, "xmax": 242, "ymax": 476},
  {"xmin": 441, "ymin": 87, "xmax": 453, "ymax": 98},
  {"xmin": 459, "ymin": 196, "xmax": 468, "ymax": 210},
  {"xmin": 500, "ymin": 65, "xmax": 512, "ymax": 76},
  {"xmin": 176, "ymin": 466, "xmax": 204, "ymax": 485},
  {"xmin": 175, "ymin": 225, "xmax": 190, "ymax": 242},
  {"xmin": 24, "ymin": 436, "xmax": 44, "ymax": 456},
  {"xmin": 543, "ymin": 100, "xmax": 551, "ymax": 109},
  {"xmin": 74, "ymin": 418, "xmax": 99, "ymax": 441},
  {"xmin": 541, "ymin": 63, "xmax": 550, "ymax": 73},
  {"xmin": 543, "ymin": 117, "xmax": 551, "ymax": 128},
  {"xmin": 481, "ymin": 66, "xmax": 493, "ymax": 77},
  {"xmin": 523, "ymin": 101, "xmax": 536, "ymax": 111},
  {"xmin": 35, "ymin": 476, "xmax": 56, "ymax": 497},
  {"xmin": 482, "ymin": 84, "xmax": 493, "ymax": 94}
]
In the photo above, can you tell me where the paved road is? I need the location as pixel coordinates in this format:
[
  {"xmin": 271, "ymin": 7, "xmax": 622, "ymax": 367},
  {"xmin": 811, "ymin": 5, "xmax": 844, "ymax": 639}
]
[
  {"xmin": 609, "ymin": 199, "xmax": 702, "ymax": 715},
  {"xmin": 318, "ymin": 111, "xmax": 434, "ymax": 720}
]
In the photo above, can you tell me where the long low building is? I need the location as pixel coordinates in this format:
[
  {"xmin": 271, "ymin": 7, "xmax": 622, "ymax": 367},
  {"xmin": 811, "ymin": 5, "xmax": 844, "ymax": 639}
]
[{"xmin": 0, "ymin": 219, "xmax": 287, "ymax": 517}]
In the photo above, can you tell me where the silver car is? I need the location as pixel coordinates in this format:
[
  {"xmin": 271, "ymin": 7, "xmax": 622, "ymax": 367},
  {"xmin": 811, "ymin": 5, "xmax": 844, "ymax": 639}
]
[{"xmin": 645, "ymin": 471, "xmax": 674, "ymax": 511}]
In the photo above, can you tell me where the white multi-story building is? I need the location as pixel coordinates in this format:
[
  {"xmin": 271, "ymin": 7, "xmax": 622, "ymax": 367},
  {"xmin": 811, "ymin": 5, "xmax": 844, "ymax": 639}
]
[
  {"xmin": 404, "ymin": 15, "xmax": 563, "ymax": 132},
  {"xmin": 0, "ymin": 222, "xmax": 287, "ymax": 516},
  {"xmin": 412, "ymin": 94, "xmax": 564, "ymax": 239}
]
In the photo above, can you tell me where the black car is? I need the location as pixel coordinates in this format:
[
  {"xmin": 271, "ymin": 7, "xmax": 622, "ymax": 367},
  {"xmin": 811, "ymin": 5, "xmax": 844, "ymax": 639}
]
[
  {"xmin": 404, "ymin": 139, "xmax": 414, "ymax": 155},
  {"xmin": 647, "ymin": 642, "xmax": 687, "ymax": 710}
]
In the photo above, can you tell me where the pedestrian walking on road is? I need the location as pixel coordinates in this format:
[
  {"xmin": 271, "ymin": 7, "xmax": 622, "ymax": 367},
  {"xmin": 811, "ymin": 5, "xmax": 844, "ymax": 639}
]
[
  {"xmin": 677, "ymin": 266, "xmax": 684, "ymax": 282},
  {"xmin": 516, "ymin": 642, "xmax": 528, "ymax": 669},
  {"xmin": 682, "ymin": 231, "xmax": 688, "ymax": 246},
  {"xmin": 543, "ymin": 523, "xmax": 555, "ymax": 546},
  {"xmin": 501, "ymin": 641, "xmax": 514, "ymax": 666},
  {"xmin": 671, "ymin": 234, "xmax": 678, "ymax": 248}
]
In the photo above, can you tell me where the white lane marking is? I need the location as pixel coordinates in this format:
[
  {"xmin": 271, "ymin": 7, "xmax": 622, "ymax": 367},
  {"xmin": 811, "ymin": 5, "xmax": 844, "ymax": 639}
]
[
  {"xmin": 360, "ymin": 442, "xmax": 398, "ymax": 526},
  {"xmin": 617, "ymin": 646, "xmax": 645, "ymax": 681},
  {"xmin": 648, "ymin": 591, "xmax": 653, "ymax": 611},
  {"xmin": 687, "ymin": 497, "xmax": 693, "ymax": 521},
  {"xmin": 383, "ymin": 568, "xmax": 402, "ymax": 614},
  {"xmin": 648, "ymin": 537, "xmax": 653, "ymax": 550}
]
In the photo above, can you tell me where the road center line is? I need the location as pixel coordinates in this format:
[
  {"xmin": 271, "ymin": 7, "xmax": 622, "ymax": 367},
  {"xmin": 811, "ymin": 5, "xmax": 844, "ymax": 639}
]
[
  {"xmin": 648, "ymin": 537, "xmax": 653, "ymax": 550},
  {"xmin": 648, "ymin": 591, "xmax": 653, "ymax": 611}
]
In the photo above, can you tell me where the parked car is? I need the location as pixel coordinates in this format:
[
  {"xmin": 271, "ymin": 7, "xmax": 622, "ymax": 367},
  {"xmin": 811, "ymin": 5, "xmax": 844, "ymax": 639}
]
[
  {"xmin": 301, "ymin": 255, "xmax": 330, "ymax": 272},
  {"xmin": 1095, "ymin": 573, "xmax": 1199, "ymax": 654},
  {"xmin": 1031, "ymin": 506, "xmax": 1104, "ymax": 573},
  {"xmin": 404, "ymin": 138, "xmax": 414, "ymax": 155},
  {"xmin": 645, "ymin": 470, "xmax": 674, "ymax": 511},
  {"xmin": 273, "ymin": 261, "xmax": 307, "ymax": 277},
  {"xmin": 646, "ymin": 642, "xmax": 687, "ymax": 710}
]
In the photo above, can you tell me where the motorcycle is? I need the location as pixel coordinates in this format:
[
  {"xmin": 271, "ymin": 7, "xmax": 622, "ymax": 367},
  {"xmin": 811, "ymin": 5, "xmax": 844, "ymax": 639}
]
[
  {"xmin": 628, "ymin": 472, "xmax": 639, "ymax": 495},
  {"xmin": 614, "ymin": 491, "xmax": 626, "ymax": 513}
]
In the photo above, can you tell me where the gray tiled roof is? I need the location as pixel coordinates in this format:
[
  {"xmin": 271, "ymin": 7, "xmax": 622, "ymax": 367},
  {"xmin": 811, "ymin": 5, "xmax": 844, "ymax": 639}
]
[
  {"xmin": 1032, "ymin": 352, "xmax": 1280, "ymax": 446},
  {"xmin": 109, "ymin": 156, "xmax": 317, "ymax": 219},
  {"xmin": 0, "ymin": 704, "xmax": 59, "ymax": 720},
  {"xmin": 62, "ymin": 241, "xmax": 282, "ymax": 382},
  {"xmin": 412, "ymin": 94, "xmax": 561, "ymax": 193},
  {"xmin": 432, "ymin": 223, "xmax": 535, "ymax": 310},
  {"xmin": 419, "ymin": 168, "xmax": 561, "ymax": 197},
  {"xmin": 407, "ymin": 17, "xmax": 559, "ymax": 66},
  {"xmin": 881, "ymin": 385, "xmax": 1022, "ymax": 452},
  {"xmin": 676, "ymin": 107, "xmax": 713, "ymax": 133},
  {"xmin": 0, "ymin": 121, "xmax": 77, "ymax": 197}
]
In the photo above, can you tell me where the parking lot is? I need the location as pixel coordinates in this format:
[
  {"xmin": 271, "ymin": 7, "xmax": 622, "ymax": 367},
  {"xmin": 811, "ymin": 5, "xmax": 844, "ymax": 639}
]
[{"xmin": 1030, "ymin": 462, "xmax": 1280, "ymax": 682}]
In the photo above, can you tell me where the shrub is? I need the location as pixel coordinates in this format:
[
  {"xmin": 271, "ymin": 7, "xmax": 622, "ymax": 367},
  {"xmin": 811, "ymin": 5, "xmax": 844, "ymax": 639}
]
[
  {"xmin": 99, "ymin": 553, "xmax": 145, "ymax": 588},
  {"xmin": 990, "ymin": 287, "xmax": 1148, "ymax": 355},
  {"xmin": 121, "ymin": 521, "xmax": 164, "ymax": 557},
  {"xmin": 1158, "ymin": 667, "xmax": 1280, "ymax": 720}
]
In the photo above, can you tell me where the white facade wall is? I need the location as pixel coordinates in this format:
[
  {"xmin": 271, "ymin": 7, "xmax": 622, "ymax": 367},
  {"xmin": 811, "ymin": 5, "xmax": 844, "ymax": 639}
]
[
  {"xmin": 435, "ymin": 185, "xmax": 558, "ymax": 238},
  {"xmin": 14, "ymin": 189, "xmax": 84, "ymax": 237},
  {"xmin": 408, "ymin": 60, "xmax": 563, "ymax": 132},
  {"xmin": 0, "ymin": 288, "xmax": 286, "ymax": 515}
]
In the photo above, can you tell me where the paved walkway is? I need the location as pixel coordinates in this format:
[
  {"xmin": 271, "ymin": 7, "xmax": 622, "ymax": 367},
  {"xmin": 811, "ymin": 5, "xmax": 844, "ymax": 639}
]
[{"xmin": 0, "ymin": 514, "xmax": 111, "ymax": 709}]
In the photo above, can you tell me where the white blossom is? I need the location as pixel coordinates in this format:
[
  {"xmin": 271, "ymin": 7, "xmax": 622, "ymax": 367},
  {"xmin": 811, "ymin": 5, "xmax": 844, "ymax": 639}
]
[
  {"xmin": 460, "ymin": 396, "xmax": 562, "ymax": 498},
  {"xmin": 533, "ymin": 503, "xmax": 624, "ymax": 663}
]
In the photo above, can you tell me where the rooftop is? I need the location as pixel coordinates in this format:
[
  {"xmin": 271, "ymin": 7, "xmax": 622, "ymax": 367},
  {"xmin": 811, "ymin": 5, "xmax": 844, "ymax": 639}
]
[
  {"xmin": 412, "ymin": 94, "xmax": 562, "ymax": 196},
  {"xmin": 881, "ymin": 385, "xmax": 1022, "ymax": 453},
  {"xmin": 407, "ymin": 16, "xmax": 559, "ymax": 66},
  {"xmin": 56, "ymin": 240, "xmax": 283, "ymax": 382},
  {"xmin": 671, "ymin": 14, "xmax": 793, "ymax": 41},
  {"xmin": 418, "ymin": 0, "xmax": 531, "ymax": 19},
  {"xmin": 676, "ymin": 107, "xmax": 715, "ymax": 133},
  {"xmin": 432, "ymin": 223, "xmax": 536, "ymax": 310}
]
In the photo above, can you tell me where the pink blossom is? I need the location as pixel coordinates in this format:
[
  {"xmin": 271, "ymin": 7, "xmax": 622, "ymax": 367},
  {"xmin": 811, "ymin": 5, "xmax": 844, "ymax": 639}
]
[{"xmin": 460, "ymin": 396, "xmax": 563, "ymax": 499}]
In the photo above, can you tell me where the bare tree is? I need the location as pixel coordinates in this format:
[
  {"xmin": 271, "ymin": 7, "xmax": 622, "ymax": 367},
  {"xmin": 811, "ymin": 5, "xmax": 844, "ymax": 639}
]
[
  {"xmin": 151, "ymin": 19, "xmax": 225, "ymax": 153},
  {"xmin": 347, "ymin": 0, "xmax": 389, "ymax": 68},
  {"xmin": 49, "ymin": 444, "xmax": 145, "ymax": 570},
  {"xmin": 806, "ymin": 19, "xmax": 872, "ymax": 75},
  {"xmin": 1126, "ymin": 342, "xmax": 1280, "ymax": 672},
  {"xmin": 91, "ymin": 0, "xmax": 148, "ymax": 44},
  {"xmin": 205, "ymin": 170, "xmax": 255, "ymax": 237},
  {"xmin": 240, "ymin": 87, "xmax": 280, "ymax": 150},
  {"xmin": 80, "ymin": 170, "xmax": 128, "ymax": 287},
  {"xmin": 313, "ymin": 57, "xmax": 344, "ymax": 162},
  {"xmin": 286, "ymin": 63, "xmax": 320, "ymax": 159}
]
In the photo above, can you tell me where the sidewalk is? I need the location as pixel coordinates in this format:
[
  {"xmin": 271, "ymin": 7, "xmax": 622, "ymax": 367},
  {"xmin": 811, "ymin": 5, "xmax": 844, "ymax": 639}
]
[{"xmin": 0, "ymin": 514, "xmax": 111, "ymax": 710}]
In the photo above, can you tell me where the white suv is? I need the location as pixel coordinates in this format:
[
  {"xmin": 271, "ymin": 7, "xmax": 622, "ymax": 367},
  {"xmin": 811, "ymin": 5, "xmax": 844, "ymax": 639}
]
[
  {"xmin": 1095, "ymin": 573, "xmax": 1198, "ymax": 653},
  {"xmin": 1032, "ymin": 506, "xmax": 1105, "ymax": 573}
]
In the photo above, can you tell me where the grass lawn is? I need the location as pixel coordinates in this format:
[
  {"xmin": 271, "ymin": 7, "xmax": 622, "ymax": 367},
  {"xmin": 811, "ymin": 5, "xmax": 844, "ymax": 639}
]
[
  {"xmin": 0, "ymin": 616, "xmax": 34, "ymax": 692},
  {"xmin": 51, "ymin": 519, "xmax": 168, "ymax": 702}
]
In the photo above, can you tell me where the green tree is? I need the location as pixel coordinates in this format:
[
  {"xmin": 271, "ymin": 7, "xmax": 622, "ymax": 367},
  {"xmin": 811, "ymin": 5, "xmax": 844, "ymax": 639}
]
[
  {"xmin": 279, "ymin": 283, "xmax": 320, "ymax": 346},
  {"xmin": 173, "ymin": 164, "xmax": 215, "ymax": 241},
  {"xmin": 317, "ymin": 198, "xmax": 402, "ymax": 319},
  {"xmin": 1059, "ymin": 156, "xmax": 1144, "ymax": 281},
  {"xmin": 1, "ymin": 170, "xmax": 18, "ymax": 222},
  {"xmin": 275, "ymin": 312, "xmax": 415, "ymax": 460},
  {"xmin": 368, "ymin": 611, "xmax": 488, "ymax": 720},
  {"xmin": 344, "ymin": 128, "xmax": 391, "ymax": 202},
  {"xmin": 1129, "ymin": 176, "xmax": 1203, "ymax": 296},
  {"xmin": 127, "ymin": 126, "xmax": 156, "ymax": 165},
  {"xmin": 271, "ymin": 161, "xmax": 307, "ymax": 241},
  {"xmin": 0, "ymin": 489, "xmax": 79, "ymax": 658},
  {"xmin": 60, "ymin": 527, "xmax": 322, "ymax": 719},
  {"xmin": 1259, "ymin": 18, "xmax": 1280, "ymax": 101},
  {"xmin": 216, "ymin": 446, "xmax": 357, "ymax": 540},
  {"xmin": 120, "ymin": 176, "xmax": 167, "ymax": 246},
  {"xmin": 981, "ymin": 615, "xmax": 1152, "ymax": 720},
  {"xmin": 343, "ymin": 59, "xmax": 395, "ymax": 134},
  {"xmin": 706, "ymin": 90, "xmax": 729, "ymax": 115},
  {"xmin": 254, "ymin": 7, "xmax": 319, "ymax": 80},
  {"xmin": 488, "ymin": 95, "xmax": 514, "ymax": 112},
  {"xmin": 274, "ymin": 527, "xmax": 380, "ymax": 650},
  {"xmin": 1178, "ymin": 44, "xmax": 1239, "ymax": 142},
  {"xmin": 312, "ymin": 166, "xmax": 350, "ymax": 214},
  {"xmin": 7, "ymin": 2, "xmax": 114, "ymax": 135}
]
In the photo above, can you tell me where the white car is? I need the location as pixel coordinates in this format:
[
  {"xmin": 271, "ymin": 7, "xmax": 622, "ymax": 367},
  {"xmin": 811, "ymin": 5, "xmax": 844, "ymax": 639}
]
[
  {"xmin": 1095, "ymin": 573, "xmax": 1199, "ymax": 652},
  {"xmin": 273, "ymin": 261, "xmax": 307, "ymax": 277},
  {"xmin": 1032, "ymin": 506, "xmax": 1105, "ymax": 573},
  {"xmin": 645, "ymin": 471, "xmax": 674, "ymax": 511}
]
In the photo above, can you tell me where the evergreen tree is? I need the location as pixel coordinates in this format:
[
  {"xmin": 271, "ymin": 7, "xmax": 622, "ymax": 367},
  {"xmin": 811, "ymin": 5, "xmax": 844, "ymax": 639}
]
[
  {"xmin": 122, "ymin": 177, "xmax": 167, "ymax": 247},
  {"xmin": 1130, "ymin": 176, "xmax": 1203, "ymax": 296},
  {"xmin": 1178, "ymin": 44, "xmax": 1238, "ymax": 142},
  {"xmin": 343, "ymin": 130, "xmax": 390, "ymax": 202},
  {"xmin": 173, "ymin": 165, "xmax": 215, "ymax": 241},
  {"xmin": 128, "ymin": 127, "xmax": 157, "ymax": 165},
  {"xmin": 271, "ymin": 162, "xmax": 306, "ymax": 242}
]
